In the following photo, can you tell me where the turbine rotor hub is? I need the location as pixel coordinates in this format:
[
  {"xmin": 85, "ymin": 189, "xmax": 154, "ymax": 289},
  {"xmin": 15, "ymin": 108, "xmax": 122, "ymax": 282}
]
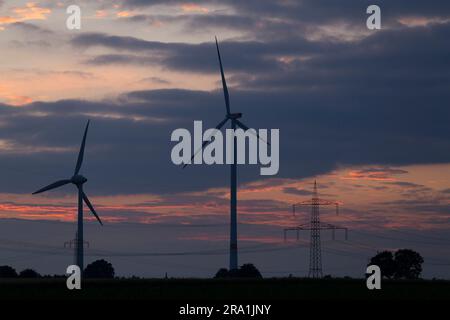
[
  {"xmin": 71, "ymin": 174, "xmax": 87, "ymax": 185},
  {"xmin": 228, "ymin": 113, "xmax": 242, "ymax": 119}
]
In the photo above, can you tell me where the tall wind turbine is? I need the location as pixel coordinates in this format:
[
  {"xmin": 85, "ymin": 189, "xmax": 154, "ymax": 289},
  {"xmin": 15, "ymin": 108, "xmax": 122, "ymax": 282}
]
[
  {"xmin": 185, "ymin": 37, "xmax": 268, "ymax": 270},
  {"xmin": 33, "ymin": 120, "xmax": 102, "ymax": 272}
]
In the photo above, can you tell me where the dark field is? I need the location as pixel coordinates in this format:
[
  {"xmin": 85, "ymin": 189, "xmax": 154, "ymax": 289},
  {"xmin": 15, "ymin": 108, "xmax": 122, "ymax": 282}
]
[{"xmin": 0, "ymin": 278, "xmax": 449, "ymax": 300}]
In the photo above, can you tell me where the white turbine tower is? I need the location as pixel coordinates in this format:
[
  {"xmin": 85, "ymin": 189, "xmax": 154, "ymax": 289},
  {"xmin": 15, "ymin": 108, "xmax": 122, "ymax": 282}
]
[
  {"xmin": 184, "ymin": 37, "xmax": 268, "ymax": 270},
  {"xmin": 33, "ymin": 120, "xmax": 102, "ymax": 273}
]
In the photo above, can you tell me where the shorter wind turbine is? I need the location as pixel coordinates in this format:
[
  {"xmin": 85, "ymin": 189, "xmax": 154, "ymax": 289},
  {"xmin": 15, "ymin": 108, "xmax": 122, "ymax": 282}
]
[{"xmin": 33, "ymin": 120, "xmax": 102, "ymax": 272}]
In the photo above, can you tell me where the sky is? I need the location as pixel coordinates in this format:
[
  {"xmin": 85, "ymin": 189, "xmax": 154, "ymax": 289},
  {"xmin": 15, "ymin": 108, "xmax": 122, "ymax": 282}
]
[{"xmin": 0, "ymin": 0, "xmax": 449, "ymax": 278}]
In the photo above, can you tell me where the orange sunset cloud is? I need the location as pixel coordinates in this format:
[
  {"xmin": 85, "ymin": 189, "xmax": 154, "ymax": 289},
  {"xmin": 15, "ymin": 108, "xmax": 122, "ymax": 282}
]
[
  {"xmin": 0, "ymin": 2, "xmax": 51, "ymax": 27},
  {"xmin": 181, "ymin": 3, "xmax": 209, "ymax": 14}
]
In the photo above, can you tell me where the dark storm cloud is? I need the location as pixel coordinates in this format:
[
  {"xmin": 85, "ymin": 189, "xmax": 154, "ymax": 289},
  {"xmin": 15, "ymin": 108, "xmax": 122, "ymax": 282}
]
[
  {"xmin": 72, "ymin": 33, "xmax": 213, "ymax": 70},
  {"xmin": 2, "ymin": 3, "xmax": 450, "ymax": 197},
  {"xmin": 224, "ymin": 0, "xmax": 450, "ymax": 23},
  {"xmin": 72, "ymin": 33, "xmax": 168, "ymax": 51},
  {"xmin": 2, "ymin": 75, "xmax": 450, "ymax": 198},
  {"xmin": 73, "ymin": 21, "xmax": 450, "ymax": 101},
  {"xmin": 118, "ymin": 0, "xmax": 450, "ymax": 29},
  {"xmin": 72, "ymin": 32, "xmax": 322, "ymax": 73}
]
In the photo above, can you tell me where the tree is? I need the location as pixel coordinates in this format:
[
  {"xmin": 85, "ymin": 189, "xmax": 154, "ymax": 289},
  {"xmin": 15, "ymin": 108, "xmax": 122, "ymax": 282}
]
[
  {"xmin": 368, "ymin": 251, "xmax": 396, "ymax": 279},
  {"xmin": 0, "ymin": 265, "xmax": 18, "ymax": 278},
  {"xmin": 19, "ymin": 269, "xmax": 41, "ymax": 278},
  {"xmin": 214, "ymin": 268, "xmax": 229, "ymax": 278},
  {"xmin": 214, "ymin": 264, "xmax": 263, "ymax": 279},
  {"xmin": 239, "ymin": 264, "xmax": 263, "ymax": 279},
  {"xmin": 394, "ymin": 249, "xmax": 424, "ymax": 279},
  {"xmin": 368, "ymin": 249, "xmax": 424, "ymax": 280},
  {"xmin": 84, "ymin": 259, "xmax": 115, "ymax": 278}
]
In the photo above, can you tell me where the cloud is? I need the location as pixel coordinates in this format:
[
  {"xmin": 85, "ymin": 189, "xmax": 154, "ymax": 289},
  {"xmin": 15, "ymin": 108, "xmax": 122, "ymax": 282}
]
[
  {"xmin": 398, "ymin": 16, "xmax": 450, "ymax": 27},
  {"xmin": 84, "ymin": 53, "xmax": 157, "ymax": 66},
  {"xmin": 282, "ymin": 187, "xmax": 313, "ymax": 196},
  {"xmin": 115, "ymin": 1, "xmax": 450, "ymax": 40},
  {"xmin": 0, "ymin": 94, "xmax": 33, "ymax": 106},
  {"xmin": 71, "ymin": 32, "xmax": 337, "ymax": 74},
  {"xmin": 1, "ymin": 77, "xmax": 449, "ymax": 197},
  {"xmin": 8, "ymin": 39, "xmax": 51, "ymax": 48},
  {"xmin": 0, "ymin": 138, "xmax": 73, "ymax": 154},
  {"xmin": 344, "ymin": 168, "xmax": 409, "ymax": 181},
  {"xmin": 95, "ymin": 10, "xmax": 108, "ymax": 19},
  {"xmin": 180, "ymin": 3, "xmax": 209, "ymax": 13},
  {"xmin": 116, "ymin": 10, "xmax": 134, "ymax": 18},
  {"xmin": 385, "ymin": 181, "xmax": 426, "ymax": 189},
  {"xmin": 72, "ymin": 21, "xmax": 450, "ymax": 104},
  {"xmin": 0, "ymin": 2, "xmax": 51, "ymax": 27},
  {"xmin": 8, "ymin": 21, "xmax": 53, "ymax": 34},
  {"xmin": 2, "ymin": 1, "xmax": 450, "ymax": 199},
  {"xmin": 139, "ymin": 76, "xmax": 171, "ymax": 85}
]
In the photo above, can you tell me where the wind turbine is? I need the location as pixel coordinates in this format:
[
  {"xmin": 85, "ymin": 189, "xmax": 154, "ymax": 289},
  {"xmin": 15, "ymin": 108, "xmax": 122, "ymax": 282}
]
[
  {"xmin": 32, "ymin": 120, "xmax": 102, "ymax": 273},
  {"xmin": 184, "ymin": 37, "xmax": 268, "ymax": 270}
]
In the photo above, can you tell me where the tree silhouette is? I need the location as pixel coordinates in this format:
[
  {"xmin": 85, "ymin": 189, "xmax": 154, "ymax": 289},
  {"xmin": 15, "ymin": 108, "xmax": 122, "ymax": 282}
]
[
  {"xmin": 368, "ymin": 249, "xmax": 424, "ymax": 280},
  {"xmin": 214, "ymin": 264, "xmax": 263, "ymax": 279},
  {"xmin": 368, "ymin": 251, "xmax": 396, "ymax": 279},
  {"xmin": 394, "ymin": 249, "xmax": 424, "ymax": 279},
  {"xmin": 239, "ymin": 264, "xmax": 263, "ymax": 278},
  {"xmin": 0, "ymin": 265, "xmax": 18, "ymax": 278},
  {"xmin": 84, "ymin": 259, "xmax": 115, "ymax": 278},
  {"xmin": 214, "ymin": 268, "xmax": 229, "ymax": 278},
  {"xmin": 19, "ymin": 269, "xmax": 41, "ymax": 278}
]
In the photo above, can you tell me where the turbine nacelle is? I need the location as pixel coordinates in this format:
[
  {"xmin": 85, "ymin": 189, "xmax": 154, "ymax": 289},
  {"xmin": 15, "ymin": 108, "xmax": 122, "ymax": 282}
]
[{"xmin": 71, "ymin": 174, "xmax": 87, "ymax": 185}]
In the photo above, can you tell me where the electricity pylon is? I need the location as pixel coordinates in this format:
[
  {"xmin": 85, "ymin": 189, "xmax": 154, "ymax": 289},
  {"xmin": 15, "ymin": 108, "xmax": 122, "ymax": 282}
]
[
  {"xmin": 64, "ymin": 232, "xmax": 89, "ymax": 267},
  {"xmin": 284, "ymin": 180, "xmax": 348, "ymax": 278}
]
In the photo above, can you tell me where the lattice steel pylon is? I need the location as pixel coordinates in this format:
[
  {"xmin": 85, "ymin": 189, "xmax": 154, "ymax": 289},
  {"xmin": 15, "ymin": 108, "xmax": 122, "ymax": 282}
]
[
  {"xmin": 284, "ymin": 180, "xmax": 348, "ymax": 278},
  {"xmin": 64, "ymin": 232, "xmax": 89, "ymax": 266}
]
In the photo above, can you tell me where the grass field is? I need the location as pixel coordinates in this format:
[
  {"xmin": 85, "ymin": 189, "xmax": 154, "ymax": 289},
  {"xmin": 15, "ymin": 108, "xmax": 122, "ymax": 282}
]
[{"xmin": 0, "ymin": 278, "xmax": 449, "ymax": 300}]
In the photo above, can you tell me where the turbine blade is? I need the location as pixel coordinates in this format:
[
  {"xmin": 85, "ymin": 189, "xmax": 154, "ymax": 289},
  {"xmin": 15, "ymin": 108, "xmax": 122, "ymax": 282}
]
[
  {"xmin": 82, "ymin": 192, "xmax": 103, "ymax": 226},
  {"xmin": 235, "ymin": 119, "xmax": 271, "ymax": 146},
  {"xmin": 32, "ymin": 179, "xmax": 71, "ymax": 195},
  {"xmin": 74, "ymin": 120, "xmax": 90, "ymax": 175},
  {"xmin": 215, "ymin": 37, "xmax": 231, "ymax": 115},
  {"xmin": 183, "ymin": 117, "xmax": 228, "ymax": 168}
]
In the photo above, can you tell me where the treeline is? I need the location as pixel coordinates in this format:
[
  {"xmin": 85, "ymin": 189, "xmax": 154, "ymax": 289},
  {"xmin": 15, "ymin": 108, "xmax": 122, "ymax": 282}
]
[{"xmin": 0, "ymin": 259, "xmax": 115, "ymax": 279}]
